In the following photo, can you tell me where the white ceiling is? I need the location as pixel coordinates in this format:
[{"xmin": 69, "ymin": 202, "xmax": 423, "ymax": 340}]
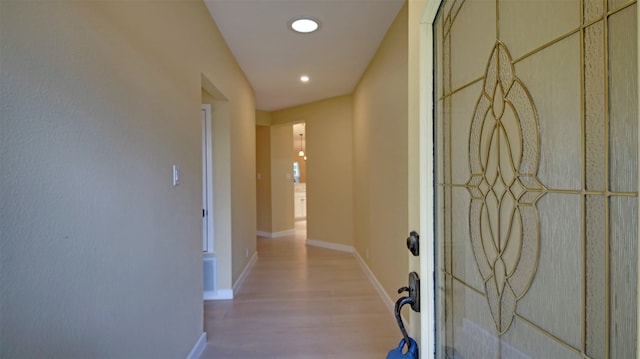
[{"xmin": 204, "ymin": 0, "xmax": 405, "ymax": 111}]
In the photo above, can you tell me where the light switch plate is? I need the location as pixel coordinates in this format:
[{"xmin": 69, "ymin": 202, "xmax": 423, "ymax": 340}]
[{"xmin": 173, "ymin": 165, "xmax": 180, "ymax": 186}]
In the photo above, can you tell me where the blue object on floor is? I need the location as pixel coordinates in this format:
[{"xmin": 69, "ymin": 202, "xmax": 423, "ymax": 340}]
[{"xmin": 386, "ymin": 337, "xmax": 419, "ymax": 359}]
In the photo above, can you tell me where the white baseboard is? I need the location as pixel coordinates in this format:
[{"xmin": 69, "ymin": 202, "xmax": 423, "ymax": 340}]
[
  {"xmin": 353, "ymin": 250, "xmax": 395, "ymax": 318},
  {"xmin": 186, "ymin": 332, "xmax": 206, "ymax": 359},
  {"xmin": 204, "ymin": 289, "xmax": 233, "ymax": 300},
  {"xmin": 233, "ymin": 251, "xmax": 257, "ymax": 293},
  {"xmin": 305, "ymin": 239, "xmax": 355, "ymax": 253},
  {"xmin": 257, "ymin": 229, "xmax": 296, "ymax": 238}
]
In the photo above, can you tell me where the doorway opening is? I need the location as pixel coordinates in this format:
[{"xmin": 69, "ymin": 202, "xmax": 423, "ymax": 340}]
[
  {"xmin": 293, "ymin": 122, "xmax": 307, "ymax": 240},
  {"xmin": 201, "ymin": 76, "xmax": 234, "ymax": 301}
]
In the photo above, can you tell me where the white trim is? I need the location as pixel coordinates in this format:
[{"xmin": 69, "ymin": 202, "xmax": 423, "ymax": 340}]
[
  {"xmin": 636, "ymin": 4, "xmax": 640, "ymax": 357},
  {"xmin": 201, "ymin": 104, "xmax": 215, "ymax": 254},
  {"xmin": 353, "ymin": 250, "xmax": 395, "ymax": 317},
  {"xmin": 203, "ymin": 289, "xmax": 233, "ymax": 301},
  {"xmin": 186, "ymin": 332, "xmax": 206, "ymax": 359},
  {"xmin": 305, "ymin": 239, "xmax": 354, "ymax": 253},
  {"xmin": 636, "ymin": 5, "xmax": 640, "ymax": 358},
  {"xmin": 256, "ymin": 229, "xmax": 296, "ymax": 238},
  {"xmin": 418, "ymin": 1, "xmax": 442, "ymax": 358},
  {"xmin": 271, "ymin": 229, "xmax": 295, "ymax": 237},
  {"xmin": 233, "ymin": 251, "xmax": 258, "ymax": 293}
]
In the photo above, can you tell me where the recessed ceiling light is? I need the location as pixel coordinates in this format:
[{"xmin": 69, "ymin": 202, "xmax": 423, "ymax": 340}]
[
  {"xmin": 300, "ymin": 75, "xmax": 309, "ymax": 83},
  {"xmin": 290, "ymin": 18, "xmax": 319, "ymax": 34}
]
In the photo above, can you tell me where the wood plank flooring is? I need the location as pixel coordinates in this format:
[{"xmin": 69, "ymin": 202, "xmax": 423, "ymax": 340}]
[{"xmin": 200, "ymin": 221, "xmax": 401, "ymax": 358}]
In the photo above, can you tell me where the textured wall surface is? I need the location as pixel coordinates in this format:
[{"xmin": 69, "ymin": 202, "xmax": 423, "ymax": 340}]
[
  {"xmin": 352, "ymin": 4, "xmax": 409, "ymax": 305},
  {"xmin": 256, "ymin": 124, "xmax": 273, "ymax": 233},
  {"xmin": 269, "ymin": 124, "xmax": 296, "ymax": 234},
  {"xmin": 0, "ymin": 1, "xmax": 255, "ymax": 357}
]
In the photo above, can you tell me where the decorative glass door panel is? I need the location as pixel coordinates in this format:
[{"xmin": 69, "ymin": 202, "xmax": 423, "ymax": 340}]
[{"xmin": 433, "ymin": 0, "xmax": 638, "ymax": 357}]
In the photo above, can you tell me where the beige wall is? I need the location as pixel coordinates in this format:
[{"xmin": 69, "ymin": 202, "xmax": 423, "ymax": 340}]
[
  {"xmin": 270, "ymin": 124, "xmax": 296, "ymax": 233},
  {"xmin": 0, "ymin": 2, "xmax": 255, "ymax": 358},
  {"xmin": 230, "ymin": 87, "xmax": 257, "ymax": 283},
  {"xmin": 256, "ymin": 109, "xmax": 272, "ymax": 126},
  {"xmin": 272, "ymin": 96, "xmax": 354, "ymax": 246},
  {"xmin": 256, "ymin": 125, "xmax": 273, "ymax": 233},
  {"xmin": 353, "ymin": 3, "xmax": 409, "ymax": 303}
]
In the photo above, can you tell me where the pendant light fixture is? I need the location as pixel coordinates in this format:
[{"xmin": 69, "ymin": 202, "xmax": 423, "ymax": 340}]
[{"xmin": 298, "ymin": 133, "xmax": 305, "ymax": 157}]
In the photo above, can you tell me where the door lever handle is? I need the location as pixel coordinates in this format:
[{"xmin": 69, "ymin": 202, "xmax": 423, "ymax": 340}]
[
  {"xmin": 391, "ymin": 272, "xmax": 421, "ymax": 353},
  {"xmin": 396, "ymin": 272, "xmax": 420, "ymax": 313},
  {"xmin": 397, "ymin": 286, "xmax": 410, "ymax": 294},
  {"xmin": 394, "ymin": 295, "xmax": 415, "ymax": 353}
]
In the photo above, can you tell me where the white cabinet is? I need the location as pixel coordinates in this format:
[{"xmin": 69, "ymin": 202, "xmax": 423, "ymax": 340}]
[{"xmin": 294, "ymin": 183, "xmax": 306, "ymax": 220}]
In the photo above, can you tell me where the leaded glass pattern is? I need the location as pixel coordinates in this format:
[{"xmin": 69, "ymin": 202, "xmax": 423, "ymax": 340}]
[
  {"xmin": 466, "ymin": 41, "xmax": 544, "ymax": 334},
  {"xmin": 433, "ymin": 0, "xmax": 638, "ymax": 357}
]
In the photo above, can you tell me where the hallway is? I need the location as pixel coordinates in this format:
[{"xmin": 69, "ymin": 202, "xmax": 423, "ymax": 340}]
[{"xmin": 200, "ymin": 222, "xmax": 400, "ymax": 358}]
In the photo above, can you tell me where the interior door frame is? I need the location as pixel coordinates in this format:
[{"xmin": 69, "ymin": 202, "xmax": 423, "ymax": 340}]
[
  {"xmin": 414, "ymin": 2, "xmax": 640, "ymax": 358},
  {"xmin": 202, "ymin": 103, "xmax": 214, "ymax": 254},
  {"xmin": 416, "ymin": 1, "xmax": 442, "ymax": 357}
]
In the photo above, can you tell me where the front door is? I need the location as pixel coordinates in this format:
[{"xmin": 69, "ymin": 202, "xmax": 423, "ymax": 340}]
[{"xmin": 432, "ymin": 0, "xmax": 638, "ymax": 357}]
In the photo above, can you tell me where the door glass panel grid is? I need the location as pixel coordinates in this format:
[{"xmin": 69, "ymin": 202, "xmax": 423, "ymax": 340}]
[{"xmin": 433, "ymin": 0, "xmax": 638, "ymax": 358}]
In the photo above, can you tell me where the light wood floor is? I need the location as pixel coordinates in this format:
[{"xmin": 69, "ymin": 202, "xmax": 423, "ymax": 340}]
[{"xmin": 200, "ymin": 221, "xmax": 400, "ymax": 358}]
